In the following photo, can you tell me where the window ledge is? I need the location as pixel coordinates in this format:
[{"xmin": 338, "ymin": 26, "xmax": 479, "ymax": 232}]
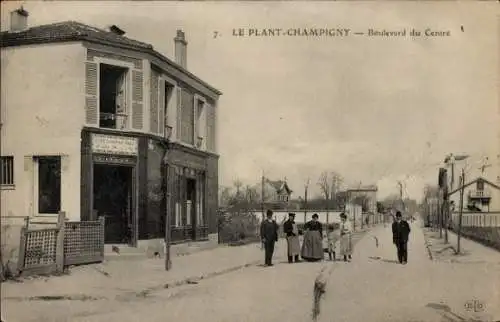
[{"xmin": 0, "ymin": 184, "xmax": 15, "ymax": 190}]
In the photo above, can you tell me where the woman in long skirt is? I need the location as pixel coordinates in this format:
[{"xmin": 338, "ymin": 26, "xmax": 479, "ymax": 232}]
[
  {"xmin": 339, "ymin": 212, "xmax": 353, "ymax": 262},
  {"xmin": 301, "ymin": 214, "xmax": 324, "ymax": 261}
]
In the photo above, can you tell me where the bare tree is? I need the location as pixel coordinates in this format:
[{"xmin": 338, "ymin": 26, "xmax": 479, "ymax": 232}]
[
  {"xmin": 219, "ymin": 186, "xmax": 234, "ymax": 208},
  {"xmin": 233, "ymin": 179, "xmax": 243, "ymax": 198},
  {"xmin": 318, "ymin": 171, "xmax": 343, "ymax": 209}
]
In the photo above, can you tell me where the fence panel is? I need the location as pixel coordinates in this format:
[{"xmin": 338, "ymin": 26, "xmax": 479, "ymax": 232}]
[
  {"xmin": 20, "ymin": 228, "xmax": 59, "ymax": 276},
  {"xmin": 16, "ymin": 212, "xmax": 105, "ymax": 276},
  {"xmin": 63, "ymin": 217, "xmax": 105, "ymax": 266}
]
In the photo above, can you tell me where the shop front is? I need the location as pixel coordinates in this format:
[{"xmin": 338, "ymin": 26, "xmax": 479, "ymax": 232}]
[
  {"xmin": 81, "ymin": 129, "xmax": 141, "ymax": 246},
  {"xmin": 167, "ymin": 145, "xmax": 209, "ymax": 243}
]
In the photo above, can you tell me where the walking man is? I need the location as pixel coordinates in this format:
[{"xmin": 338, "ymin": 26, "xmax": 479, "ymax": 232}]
[
  {"xmin": 283, "ymin": 213, "xmax": 301, "ymax": 263},
  {"xmin": 392, "ymin": 211, "xmax": 411, "ymax": 264},
  {"xmin": 260, "ymin": 209, "xmax": 279, "ymax": 266}
]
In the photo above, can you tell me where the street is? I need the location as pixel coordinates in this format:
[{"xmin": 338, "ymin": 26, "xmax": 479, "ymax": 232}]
[{"xmin": 3, "ymin": 221, "xmax": 499, "ymax": 322}]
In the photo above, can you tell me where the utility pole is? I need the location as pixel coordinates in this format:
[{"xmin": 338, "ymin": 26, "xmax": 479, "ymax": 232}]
[
  {"xmin": 397, "ymin": 181, "xmax": 405, "ymax": 214},
  {"xmin": 445, "ymin": 153, "xmax": 469, "ymax": 246},
  {"xmin": 161, "ymin": 139, "xmax": 172, "ymax": 271},
  {"xmin": 443, "ymin": 171, "xmax": 449, "ymax": 244},
  {"xmin": 261, "ymin": 171, "xmax": 265, "ymax": 222},
  {"xmin": 457, "ymin": 168, "xmax": 465, "ymax": 254},
  {"xmin": 304, "ymin": 178, "xmax": 310, "ymax": 224}
]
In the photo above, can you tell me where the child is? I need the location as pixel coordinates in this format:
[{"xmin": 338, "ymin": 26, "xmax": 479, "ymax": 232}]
[{"xmin": 326, "ymin": 225, "xmax": 338, "ymax": 261}]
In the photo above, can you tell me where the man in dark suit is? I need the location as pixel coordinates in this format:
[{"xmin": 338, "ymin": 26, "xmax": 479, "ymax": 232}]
[
  {"xmin": 260, "ymin": 209, "xmax": 279, "ymax": 266},
  {"xmin": 392, "ymin": 211, "xmax": 411, "ymax": 264}
]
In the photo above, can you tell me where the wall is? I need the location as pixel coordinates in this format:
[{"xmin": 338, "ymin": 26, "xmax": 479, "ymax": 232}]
[
  {"xmin": 1, "ymin": 43, "xmax": 86, "ymax": 221},
  {"xmin": 348, "ymin": 190, "xmax": 377, "ymax": 213}
]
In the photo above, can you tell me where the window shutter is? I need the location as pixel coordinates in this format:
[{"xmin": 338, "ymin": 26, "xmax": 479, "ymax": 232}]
[
  {"xmin": 158, "ymin": 79, "xmax": 166, "ymax": 136},
  {"xmin": 176, "ymin": 88, "xmax": 182, "ymax": 140},
  {"xmin": 206, "ymin": 103, "xmax": 216, "ymax": 152},
  {"xmin": 85, "ymin": 62, "xmax": 99, "ymax": 125},
  {"xmin": 149, "ymin": 72, "xmax": 159, "ymax": 133},
  {"xmin": 131, "ymin": 70, "xmax": 144, "ymax": 130}
]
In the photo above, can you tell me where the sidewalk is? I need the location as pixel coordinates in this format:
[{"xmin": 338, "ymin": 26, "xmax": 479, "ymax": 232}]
[
  {"xmin": 431, "ymin": 229, "xmax": 500, "ymax": 263},
  {"xmin": 1, "ymin": 239, "xmax": 286, "ymax": 301}
]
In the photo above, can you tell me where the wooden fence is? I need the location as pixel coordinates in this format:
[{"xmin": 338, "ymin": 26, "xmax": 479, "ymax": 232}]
[
  {"xmin": 450, "ymin": 212, "xmax": 500, "ymax": 228},
  {"xmin": 17, "ymin": 212, "xmax": 105, "ymax": 276}
]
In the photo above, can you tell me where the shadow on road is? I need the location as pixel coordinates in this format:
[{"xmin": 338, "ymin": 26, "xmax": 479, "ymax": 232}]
[{"xmin": 368, "ymin": 256, "xmax": 400, "ymax": 264}]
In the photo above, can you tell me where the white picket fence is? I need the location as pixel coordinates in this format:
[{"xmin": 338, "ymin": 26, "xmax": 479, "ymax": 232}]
[{"xmin": 450, "ymin": 212, "xmax": 500, "ymax": 228}]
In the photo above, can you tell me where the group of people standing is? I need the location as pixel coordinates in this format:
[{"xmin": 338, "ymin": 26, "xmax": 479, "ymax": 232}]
[{"xmin": 260, "ymin": 209, "xmax": 354, "ymax": 266}]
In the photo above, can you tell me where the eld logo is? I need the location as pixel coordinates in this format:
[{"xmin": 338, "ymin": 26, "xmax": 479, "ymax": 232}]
[{"xmin": 464, "ymin": 299, "xmax": 485, "ymax": 312}]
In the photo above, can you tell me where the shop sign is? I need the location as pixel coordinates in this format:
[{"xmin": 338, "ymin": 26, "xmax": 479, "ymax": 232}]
[{"xmin": 92, "ymin": 133, "xmax": 138, "ymax": 156}]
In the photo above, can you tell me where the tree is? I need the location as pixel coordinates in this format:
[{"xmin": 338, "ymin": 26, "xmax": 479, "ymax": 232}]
[
  {"xmin": 317, "ymin": 171, "xmax": 343, "ymax": 210},
  {"xmin": 218, "ymin": 179, "xmax": 260, "ymax": 244},
  {"xmin": 219, "ymin": 186, "xmax": 234, "ymax": 208}
]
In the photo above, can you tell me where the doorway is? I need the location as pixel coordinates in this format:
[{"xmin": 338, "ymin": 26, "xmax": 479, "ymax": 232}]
[
  {"xmin": 93, "ymin": 164, "xmax": 134, "ymax": 244},
  {"xmin": 186, "ymin": 178, "xmax": 197, "ymax": 240}
]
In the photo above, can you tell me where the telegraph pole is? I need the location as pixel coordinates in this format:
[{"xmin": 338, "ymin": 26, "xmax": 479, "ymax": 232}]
[
  {"xmin": 261, "ymin": 170, "xmax": 265, "ymax": 221},
  {"xmin": 304, "ymin": 178, "xmax": 310, "ymax": 224},
  {"xmin": 457, "ymin": 168, "xmax": 465, "ymax": 253},
  {"xmin": 443, "ymin": 171, "xmax": 449, "ymax": 244}
]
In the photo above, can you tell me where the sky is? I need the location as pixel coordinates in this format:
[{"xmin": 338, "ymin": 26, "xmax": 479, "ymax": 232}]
[{"xmin": 1, "ymin": 1, "xmax": 499, "ymax": 201}]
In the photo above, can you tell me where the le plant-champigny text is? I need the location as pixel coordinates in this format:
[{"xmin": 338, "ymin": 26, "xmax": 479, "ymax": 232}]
[{"xmin": 232, "ymin": 28, "xmax": 351, "ymax": 37}]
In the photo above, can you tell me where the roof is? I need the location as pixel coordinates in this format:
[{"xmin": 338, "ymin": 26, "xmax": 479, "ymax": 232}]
[
  {"xmin": 0, "ymin": 21, "xmax": 222, "ymax": 95},
  {"xmin": 448, "ymin": 176, "xmax": 500, "ymax": 196},
  {"xmin": 265, "ymin": 179, "xmax": 293, "ymax": 194},
  {"xmin": 0, "ymin": 21, "xmax": 153, "ymax": 50}
]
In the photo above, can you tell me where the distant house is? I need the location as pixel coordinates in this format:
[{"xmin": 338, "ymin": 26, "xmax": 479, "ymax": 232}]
[
  {"xmin": 346, "ymin": 185, "xmax": 378, "ymax": 214},
  {"xmin": 258, "ymin": 178, "xmax": 293, "ymax": 209},
  {"xmin": 449, "ymin": 177, "xmax": 500, "ymax": 212}
]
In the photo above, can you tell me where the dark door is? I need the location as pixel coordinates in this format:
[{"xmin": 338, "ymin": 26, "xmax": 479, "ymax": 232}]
[
  {"xmin": 186, "ymin": 178, "xmax": 197, "ymax": 240},
  {"xmin": 93, "ymin": 164, "xmax": 134, "ymax": 244}
]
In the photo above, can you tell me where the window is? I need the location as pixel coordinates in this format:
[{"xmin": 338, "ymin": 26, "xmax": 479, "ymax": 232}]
[
  {"xmin": 36, "ymin": 156, "xmax": 61, "ymax": 214},
  {"xmin": 195, "ymin": 98, "xmax": 205, "ymax": 148},
  {"xmin": 0, "ymin": 156, "xmax": 14, "ymax": 186},
  {"xmin": 99, "ymin": 63, "xmax": 129, "ymax": 129},
  {"xmin": 164, "ymin": 83, "xmax": 174, "ymax": 128},
  {"xmin": 476, "ymin": 180, "xmax": 484, "ymax": 191}
]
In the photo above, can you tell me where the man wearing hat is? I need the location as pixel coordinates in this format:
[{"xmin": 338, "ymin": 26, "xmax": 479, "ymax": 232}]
[
  {"xmin": 260, "ymin": 209, "xmax": 279, "ymax": 266},
  {"xmin": 392, "ymin": 211, "xmax": 411, "ymax": 264},
  {"xmin": 283, "ymin": 213, "xmax": 301, "ymax": 263}
]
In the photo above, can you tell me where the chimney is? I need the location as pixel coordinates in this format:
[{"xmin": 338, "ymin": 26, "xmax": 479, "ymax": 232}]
[
  {"xmin": 10, "ymin": 7, "xmax": 29, "ymax": 32},
  {"xmin": 109, "ymin": 25, "xmax": 126, "ymax": 36},
  {"xmin": 174, "ymin": 29, "xmax": 187, "ymax": 68}
]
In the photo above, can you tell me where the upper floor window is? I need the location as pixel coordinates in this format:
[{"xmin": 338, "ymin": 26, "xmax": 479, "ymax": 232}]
[
  {"xmin": 160, "ymin": 79, "xmax": 175, "ymax": 137},
  {"xmin": 0, "ymin": 156, "xmax": 14, "ymax": 187},
  {"xmin": 476, "ymin": 180, "xmax": 484, "ymax": 191},
  {"xmin": 99, "ymin": 63, "xmax": 129, "ymax": 129}
]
